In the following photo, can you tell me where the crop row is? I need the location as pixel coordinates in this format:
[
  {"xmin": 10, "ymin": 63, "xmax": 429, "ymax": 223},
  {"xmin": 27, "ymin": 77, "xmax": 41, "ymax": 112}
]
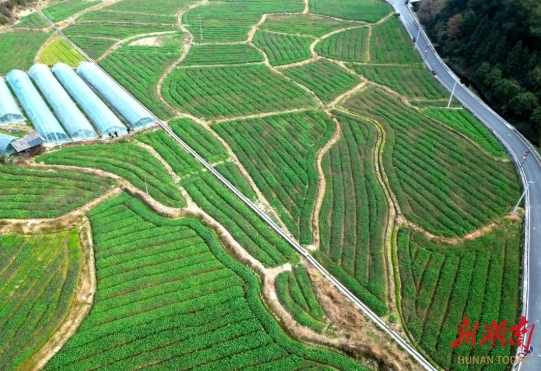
[
  {"xmin": 181, "ymin": 170, "xmax": 297, "ymax": 267},
  {"xmin": 309, "ymin": 0, "xmax": 391, "ymax": 23},
  {"xmin": 283, "ymin": 59, "xmax": 360, "ymax": 103},
  {"xmin": 78, "ymin": 10, "xmax": 177, "ymax": 25},
  {"xmin": 275, "ymin": 265, "xmax": 326, "ymax": 333},
  {"xmin": 182, "ymin": 0, "xmax": 304, "ymax": 43},
  {"xmin": 397, "ymin": 225, "xmax": 521, "ymax": 370},
  {"xmin": 69, "ymin": 36, "xmax": 117, "ymax": 60},
  {"xmin": 351, "ymin": 64, "xmax": 447, "ymax": 100},
  {"xmin": 422, "ymin": 108, "xmax": 507, "ymax": 158},
  {"xmin": 253, "ymin": 31, "xmax": 314, "ymax": 66},
  {"xmin": 261, "ymin": 14, "xmax": 361, "ymax": 38},
  {"xmin": 37, "ymin": 142, "xmax": 184, "ymax": 208},
  {"xmin": 0, "ymin": 230, "xmax": 81, "ymax": 370},
  {"xmin": 63, "ymin": 23, "xmax": 176, "ymax": 40},
  {"xmin": 213, "ymin": 162, "xmax": 258, "ymax": 201},
  {"xmin": 0, "ymin": 30, "xmax": 52, "ymax": 75},
  {"xmin": 168, "ymin": 118, "xmax": 229, "ymax": 164},
  {"xmin": 0, "ymin": 165, "xmax": 113, "ymax": 219},
  {"xmin": 46, "ymin": 193, "xmax": 366, "ymax": 370},
  {"xmin": 370, "ymin": 18, "xmax": 421, "ymax": 65},
  {"xmin": 40, "ymin": 38, "xmax": 86, "ymax": 67},
  {"xmin": 319, "ymin": 111, "xmax": 388, "ymax": 303},
  {"xmin": 13, "ymin": 12, "xmax": 49, "ymax": 29},
  {"xmin": 183, "ymin": 44, "xmax": 263, "ymax": 66},
  {"xmin": 106, "ymin": 0, "xmax": 197, "ymax": 16},
  {"xmin": 315, "ymin": 27, "xmax": 369, "ymax": 63},
  {"xmin": 43, "ymin": 0, "xmax": 99, "ymax": 22},
  {"xmin": 214, "ymin": 110, "xmax": 334, "ymax": 243},
  {"xmin": 162, "ymin": 64, "xmax": 316, "ymax": 119},
  {"xmin": 341, "ymin": 87, "xmax": 520, "ymax": 237},
  {"xmin": 100, "ymin": 45, "xmax": 180, "ymax": 120}
]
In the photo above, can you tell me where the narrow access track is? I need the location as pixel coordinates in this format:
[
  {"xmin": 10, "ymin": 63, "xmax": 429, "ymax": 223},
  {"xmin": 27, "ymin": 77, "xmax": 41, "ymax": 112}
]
[{"xmin": 38, "ymin": 11, "xmax": 437, "ymax": 371}]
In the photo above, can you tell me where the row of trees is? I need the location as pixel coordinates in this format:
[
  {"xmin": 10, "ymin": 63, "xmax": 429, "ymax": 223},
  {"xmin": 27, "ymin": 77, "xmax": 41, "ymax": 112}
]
[{"xmin": 416, "ymin": 0, "xmax": 541, "ymax": 144}]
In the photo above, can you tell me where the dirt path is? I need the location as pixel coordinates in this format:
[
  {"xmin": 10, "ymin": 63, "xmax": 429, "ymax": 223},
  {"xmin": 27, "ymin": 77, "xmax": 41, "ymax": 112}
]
[
  {"xmin": 247, "ymin": 14, "xmax": 267, "ymax": 42},
  {"xmin": 134, "ymin": 140, "xmax": 181, "ymax": 183},
  {"xmin": 211, "ymin": 108, "xmax": 312, "ymax": 125},
  {"xmin": 95, "ymin": 30, "xmax": 178, "ymax": 62},
  {"xmin": 310, "ymin": 113, "xmax": 341, "ymax": 250},
  {"xmin": 303, "ymin": 0, "xmax": 309, "ymax": 14},
  {"xmin": 327, "ymin": 80, "xmax": 366, "ymax": 109}
]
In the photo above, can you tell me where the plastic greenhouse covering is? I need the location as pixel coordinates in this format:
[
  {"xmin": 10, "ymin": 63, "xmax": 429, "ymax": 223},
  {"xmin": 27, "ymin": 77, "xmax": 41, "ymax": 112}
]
[
  {"xmin": 0, "ymin": 77, "xmax": 25, "ymax": 125},
  {"xmin": 52, "ymin": 63, "xmax": 127, "ymax": 137},
  {"xmin": 77, "ymin": 62, "xmax": 155, "ymax": 130},
  {"xmin": 6, "ymin": 70, "xmax": 70, "ymax": 143},
  {"xmin": 29, "ymin": 64, "xmax": 98, "ymax": 141},
  {"xmin": 0, "ymin": 133, "xmax": 17, "ymax": 156}
]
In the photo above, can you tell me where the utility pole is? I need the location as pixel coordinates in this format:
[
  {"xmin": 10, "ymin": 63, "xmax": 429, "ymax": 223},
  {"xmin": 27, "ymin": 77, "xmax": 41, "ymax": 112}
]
[
  {"xmin": 512, "ymin": 181, "xmax": 534, "ymax": 215},
  {"xmin": 447, "ymin": 80, "xmax": 458, "ymax": 108},
  {"xmin": 197, "ymin": 15, "xmax": 203, "ymax": 40}
]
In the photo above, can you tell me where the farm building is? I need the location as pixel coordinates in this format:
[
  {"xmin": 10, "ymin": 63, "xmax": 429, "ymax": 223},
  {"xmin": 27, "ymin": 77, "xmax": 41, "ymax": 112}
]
[
  {"xmin": 77, "ymin": 62, "xmax": 155, "ymax": 130},
  {"xmin": 52, "ymin": 63, "xmax": 127, "ymax": 137},
  {"xmin": 6, "ymin": 70, "xmax": 70, "ymax": 144},
  {"xmin": 0, "ymin": 77, "xmax": 25, "ymax": 125},
  {"xmin": 10, "ymin": 132, "xmax": 45, "ymax": 153},
  {"xmin": 29, "ymin": 64, "xmax": 98, "ymax": 141},
  {"xmin": 0, "ymin": 133, "xmax": 18, "ymax": 156}
]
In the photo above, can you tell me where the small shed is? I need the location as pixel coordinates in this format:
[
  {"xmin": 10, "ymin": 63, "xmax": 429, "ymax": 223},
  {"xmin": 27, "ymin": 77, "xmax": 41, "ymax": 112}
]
[{"xmin": 11, "ymin": 132, "xmax": 45, "ymax": 153}]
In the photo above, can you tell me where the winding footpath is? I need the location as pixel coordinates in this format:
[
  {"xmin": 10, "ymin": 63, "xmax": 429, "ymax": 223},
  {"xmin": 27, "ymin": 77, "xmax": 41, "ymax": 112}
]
[{"xmin": 386, "ymin": 0, "xmax": 541, "ymax": 368}]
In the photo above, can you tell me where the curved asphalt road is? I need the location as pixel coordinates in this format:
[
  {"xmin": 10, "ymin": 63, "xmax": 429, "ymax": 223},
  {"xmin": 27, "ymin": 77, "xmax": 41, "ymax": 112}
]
[{"xmin": 387, "ymin": 1, "xmax": 541, "ymax": 368}]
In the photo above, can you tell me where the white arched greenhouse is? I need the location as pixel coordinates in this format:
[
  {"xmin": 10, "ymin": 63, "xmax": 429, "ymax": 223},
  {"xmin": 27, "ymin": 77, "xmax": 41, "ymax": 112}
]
[
  {"xmin": 0, "ymin": 133, "xmax": 17, "ymax": 156},
  {"xmin": 29, "ymin": 64, "xmax": 98, "ymax": 141},
  {"xmin": 52, "ymin": 63, "xmax": 127, "ymax": 137},
  {"xmin": 77, "ymin": 62, "xmax": 155, "ymax": 130},
  {"xmin": 6, "ymin": 70, "xmax": 70, "ymax": 143},
  {"xmin": 0, "ymin": 77, "xmax": 25, "ymax": 125}
]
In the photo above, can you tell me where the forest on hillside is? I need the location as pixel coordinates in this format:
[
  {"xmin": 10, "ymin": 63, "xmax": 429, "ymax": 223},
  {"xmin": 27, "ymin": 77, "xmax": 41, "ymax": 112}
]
[{"xmin": 417, "ymin": 0, "xmax": 541, "ymax": 144}]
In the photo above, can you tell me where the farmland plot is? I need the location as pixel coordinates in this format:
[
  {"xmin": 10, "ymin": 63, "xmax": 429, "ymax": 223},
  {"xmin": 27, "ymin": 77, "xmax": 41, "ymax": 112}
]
[
  {"xmin": 315, "ymin": 27, "xmax": 369, "ymax": 63},
  {"xmin": 370, "ymin": 18, "xmax": 421, "ymax": 65},
  {"xmin": 214, "ymin": 111, "xmax": 334, "ymax": 243},
  {"xmin": 106, "ymin": 0, "xmax": 199, "ymax": 15},
  {"xmin": 63, "ymin": 23, "xmax": 176, "ymax": 40},
  {"xmin": 341, "ymin": 87, "xmax": 520, "ymax": 237},
  {"xmin": 40, "ymin": 38, "xmax": 86, "ymax": 67},
  {"xmin": 162, "ymin": 65, "xmax": 317, "ymax": 119},
  {"xmin": 45, "ymin": 194, "xmax": 365, "ymax": 370},
  {"xmin": 283, "ymin": 59, "xmax": 361, "ymax": 103},
  {"xmin": 0, "ymin": 31, "xmax": 52, "ymax": 75},
  {"xmin": 182, "ymin": 44, "xmax": 264, "ymax": 65},
  {"xmin": 397, "ymin": 223, "xmax": 521, "ymax": 370},
  {"xmin": 13, "ymin": 13, "xmax": 49, "ymax": 29},
  {"xmin": 68, "ymin": 36, "xmax": 117, "ymax": 59},
  {"xmin": 317, "ymin": 111, "xmax": 388, "ymax": 311},
  {"xmin": 78, "ymin": 10, "xmax": 178, "ymax": 25},
  {"xmin": 43, "ymin": 0, "xmax": 101, "ymax": 22},
  {"xmin": 261, "ymin": 14, "xmax": 361, "ymax": 38},
  {"xmin": 0, "ymin": 165, "xmax": 113, "ymax": 219},
  {"xmin": 309, "ymin": 0, "xmax": 391, "ymax": 22},
  {"xmin": 253, "ymin": 31, "xmax": 314, "ymax": 66}
]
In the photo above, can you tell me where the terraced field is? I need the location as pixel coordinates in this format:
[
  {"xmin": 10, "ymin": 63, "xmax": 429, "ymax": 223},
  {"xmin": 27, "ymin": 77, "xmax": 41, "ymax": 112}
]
[
  {"xmin": 45, "ymin": 193, "xmax": 365, "ymax": 370},
  {"xmin": 260, "ymin": 14, "xmax": 361, "ymax": 37},
  {"xmin": 43, "ymin": 0, "xmax": 102, "ymax": 22},
  {"xmin": 308, "ymin": 0, "xmax": 391, "ymax": 22},
  {"xmin": 0, "ymin": 30, "xmax": 53, "ymax": 74},
  {"xmin": 182, "ymin": 44, "xmax": 264, "ymax": 65},
  {"xmin": 253, "ymin": 31, "xmax": 314, "ymax": 66},
  {"xmin": 13, "ymin": 12, "xmax": 49, "ymax": 29},
  {"xmin": 0, "ymin": 230, "xmax": 82, "ymax": 370},
  {"xmin": 370, "ymin": 17, "xmax": 421, "ymax": 65},
  {"xmin": 315, "ymin": 27, "xmax": 369, "ymax": 62}
]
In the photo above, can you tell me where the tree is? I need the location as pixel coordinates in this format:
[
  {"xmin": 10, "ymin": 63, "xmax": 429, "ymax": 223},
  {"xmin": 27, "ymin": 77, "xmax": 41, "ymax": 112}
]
[
  {"xmin": 493, "ymin": 79, "xmax": 522, "ymax": 105},
  {"xmin": 446, "ymin": 14, "xmax": 464, "ymax": 38},
  {"xmin": 418, "ymin": 0, "xmax": 444, "ymax": 26},
  {"xmin": 509, "ymin": 92, "xmax": 539, "ymax": 118}
]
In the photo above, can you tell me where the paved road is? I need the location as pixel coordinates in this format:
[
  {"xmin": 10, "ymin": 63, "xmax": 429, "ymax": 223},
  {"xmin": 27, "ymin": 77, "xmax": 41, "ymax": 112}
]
[
  {"xmin": 38, "ymin": 11, "xmax": 439, "ymax": 371},
  {"xmin": 387, "ymin": 0, "xmax": 541, "ymax": 368}
]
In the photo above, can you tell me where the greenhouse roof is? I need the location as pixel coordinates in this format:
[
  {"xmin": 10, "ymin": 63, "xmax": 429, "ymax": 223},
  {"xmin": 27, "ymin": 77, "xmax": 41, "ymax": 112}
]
[
  {"xmin": 0, "ymin": 76, "xmax": 25, "ymax": 126},
  {"xmin": 52, "ymin": 63, "xmax": 127, "ymax": 137},
  {"xmin": 11, "ymin": 132, "xmax": 44, "ymax": 153},
  {"xmin": 0, "ymin": 133, "xmax": 17, "ymax": 156},
  {"xmin": 29, "ymin": 64, "xmax": 97, "ymax": 141},
  {"xmin": 6, "ymin": 70, "xmax": 70, "ymax": 144},
  {"xmin": 77, "ymin": 62, "xmax": 155, "ymax": 130}
]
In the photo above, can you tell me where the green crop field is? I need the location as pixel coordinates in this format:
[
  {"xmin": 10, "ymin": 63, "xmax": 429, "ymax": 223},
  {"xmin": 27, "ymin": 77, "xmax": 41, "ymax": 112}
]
[
  {"xmin": 351, "ymin": 65, "xmax": 447, "ymax": 100},
  {"xmin": 68, "ymin": 36, "xmax": 117, "ymax": 59},
  {"xmin": 63, "ymin": 23, "xmax": 176, "ymax": 40},
  {"xmin": 276, "ymin": 265, "xmax": 327, "ymax": 333},
  {"xmin": 162, "ymin": 64, "xmax": 317, "ymax": 119},
  {"xmin": 13, "ymin": 12, "xmax": 49, "ymax": 29},
  {"xmin": 37, "ymin": 143, "xmax": 184, "ymax": 208},
  {"xmin": 77, "ymin": 10, "xmax": 177, "ymax": 24},
  {"xmin": 261, "ymin": 14, "xmax": 361, "ymax": 38},
  {"xmin": 253, "ymin": 31, "xmax": 314, "ymax": 66},
  {"xmin": 282, "ymin": 59, "xmax": 361, "ymax": 103},
  {"xmin": 214, "ymin": 111, "xmax": 334, "ymax": 243},
  {"xmin": 0, "ymin": 230, "xmax": 82, "ymax": 370},
  {"xmin": 183, "ymin": 0, "xmax": 304, "ymax": 43},
  {"xmin": 39, "ymin": 38, "xmax": 86, "ymax": 67},
  {"xmin": 106, "ymin": 0, "xmax": 198, "ymax": 15},
  {"xmin": 397, "ymin": 223, "xmax": 521, "ymax": 370},
  {"xmin": 0, "ymin": 165, "xmax": 113, "ymax": 218},
  {"xmin": 318, "ymin": 111, "xmax": 388, "ymax": 308},
  {"xmin": 315, "ymin": 27, "xmax": 369, "ymax": 62},
  {"xmin": 309, "ymin": 0, "xmax": 391, "ymax": 22},
  {"xmin": 370, "ymin": 18, "xmax": 421, "ymax": 65},
  {"xmin": 341, "ymin": 87, "xmax": 520, "ymax": 237},
  {"xmin": 45, "ymin": 193, "xmax": 365, "ymax": 370},
  {"xmin": 182, "ymin": 44, "xmax": 264, "ymax": 65},
  {"xmin": 422, "ymin": 108, "xmax": 508, "ymax": 158},
  {"xmin": 100, "ymin": 41, "xmax": 182, "ymax": 120},
  {"xmin": 0, "ymin": 31, "xmax": 52, "ymax": 75},
  {"xmin": 43, "ymin": 0, "xmax": 102, "ymax": 22}
]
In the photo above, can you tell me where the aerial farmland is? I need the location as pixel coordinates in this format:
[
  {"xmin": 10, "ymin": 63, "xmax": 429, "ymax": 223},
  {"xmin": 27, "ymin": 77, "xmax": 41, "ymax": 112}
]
[{"xmin": 0, "ymin": 0, "xmax": 529, "ymax": 370}]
